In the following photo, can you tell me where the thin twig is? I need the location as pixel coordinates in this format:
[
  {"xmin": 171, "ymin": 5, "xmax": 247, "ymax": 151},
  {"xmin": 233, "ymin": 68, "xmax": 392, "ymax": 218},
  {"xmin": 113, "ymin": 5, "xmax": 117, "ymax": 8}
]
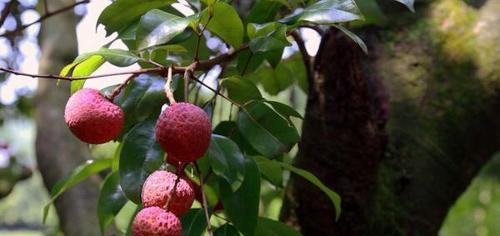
[
  {"xmin": 0, "ymin": 45, "xmax": 247, "ymax": 81},
  {"xmin": 291, "ymin": 30, "xmax": 314, "ymax": 86},
  {"xmin": 0, "ymin": 0, "xmax": 90, "ymax": 38},
  {"xmin": 194, "ymin": 163, "xmax": 214, "ymax": 236},
  {"xmin": 106, "ymin": 74, "xmax": 136, "ymax": 101},
  {"xmin": 165, "ymin": 66, "xmax": 176, "ymax": 104},
  {"xmin": 189, "ymin": 73, "xmax": 242, "ymax": 109},
  {"xmin": 0, "ymin": 67, "xmax": 166, "ymax": 81},
  {"xmin": 194, "ymin": 14, "xmax": 212, "ymax": 61},
  {"xmin": 183, "ymin": 61, "xmax": 198, "ymax": 102},
  {"xmin": 0, "ymin": 0, "xmax": 16, "ymax": 29}
]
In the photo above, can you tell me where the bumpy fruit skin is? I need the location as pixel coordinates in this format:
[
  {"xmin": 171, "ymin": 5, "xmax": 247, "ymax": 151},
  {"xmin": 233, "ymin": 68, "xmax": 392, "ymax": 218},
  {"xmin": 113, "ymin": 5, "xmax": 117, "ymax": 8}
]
[
  {"xmin": 155, "ymin": 103, "xmax": 211, "ymax": 162},
  {"xmin": 64, "ymin": 88, "xmax": 124, "ymax": 144},
  {"xmin": 132, "ymin": 207, "xmax": 181, "ymax": 236},
  {"xmin": 142, "ymin": 170, "xmax": 195, "ymax": 216}
]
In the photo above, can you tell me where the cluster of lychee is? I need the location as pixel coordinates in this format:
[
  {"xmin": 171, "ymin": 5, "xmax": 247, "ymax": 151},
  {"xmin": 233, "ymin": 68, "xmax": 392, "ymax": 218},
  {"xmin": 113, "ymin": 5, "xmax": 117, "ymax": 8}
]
[{"xmin": 64, "ymin": 88, "xmax": 212, "ymax": 236}]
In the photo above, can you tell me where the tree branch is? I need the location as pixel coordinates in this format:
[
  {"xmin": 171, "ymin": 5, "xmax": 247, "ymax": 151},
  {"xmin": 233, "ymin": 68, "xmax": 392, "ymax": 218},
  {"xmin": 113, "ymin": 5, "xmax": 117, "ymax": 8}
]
[
  {"xmin": 0, "ymin": 0, "xmax": 16, "ymax": 29},
  {"xmin": 0, "ymin": 0, "xmax": 90, "ymax": 38},
  {"xmin": 291, "ymin": 30, "xmax": 314, "ymax": 86},
  {"xmin": 0, "ymin": 44, "xmax": 249, "ymax": 80}
]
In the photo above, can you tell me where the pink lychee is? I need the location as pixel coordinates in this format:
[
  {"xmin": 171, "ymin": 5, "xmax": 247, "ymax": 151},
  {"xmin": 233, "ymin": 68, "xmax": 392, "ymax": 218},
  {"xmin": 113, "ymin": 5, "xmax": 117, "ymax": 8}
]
[
  {"xmin": 64, "ymin": 88, "xmax": 124, "ymax": 144},
  {"xmin": 142, "ymin": 170, "xmax": 195, "ymax": 216},
  {"xmin": 155, "ymin": 102, "xmax": 211, "ymax": 162},
  {"xmin": 132, "ymin": 207, "xmax": 181, "ymax": 236}
]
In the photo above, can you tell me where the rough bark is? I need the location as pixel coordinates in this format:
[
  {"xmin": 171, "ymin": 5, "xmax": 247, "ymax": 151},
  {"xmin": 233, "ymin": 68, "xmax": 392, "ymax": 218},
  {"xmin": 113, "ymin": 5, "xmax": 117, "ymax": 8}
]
[
  {"xmin": 35, "ymin": 0, "xmax": 101, "ymax": 235},
  {"xmin": 281, "ymin": 0, "xmax": 500, "ymax": 235}
]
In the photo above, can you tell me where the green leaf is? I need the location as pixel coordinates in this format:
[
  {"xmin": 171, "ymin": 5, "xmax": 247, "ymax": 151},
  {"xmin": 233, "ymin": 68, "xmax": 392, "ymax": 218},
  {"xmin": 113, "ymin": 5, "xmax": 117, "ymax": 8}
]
[
  {"xmin": 119, "ymin": 119, "xmax": 165, "ymax": 203},
  {"xmin": 214, "ymin": 224, "xmax": 241, "ymax": 236},
  {"xmin": 394, "ymin": 0, "xmax": 415, "ymax": 12},
  {"xmin": 65, "ymin": 55, "xmax": 106, "ymax": 94},
  {"xmin": 237, "ymin": 101, "xmax": 300, "ymax": 157},
  {"xmin": 281, "ymin": 0, "xmax": 363, "ymax": 25},
  {"xmin": 64, "ymin": 48, "xmax": 140, "ymax": 93},
  {"xmin": 213, "ymin": 121, "xmax": 260, "ymax": 156},
  {"xmin": 244, "ymin": 62, "xmax": 296, "ymax": 95},
  {"xmin": 207, "ymin": 135, "xmax": 246, "ymax": 191},
  {"xmin": 254, "ymin": 156, "xmax": 283, "ymax": 187},
  {"xmin": 137, "ymin": 9, "xmax": 193, "ymax": 50},
  {"xmin": 248, "ymin": 23, "xmax": 291, "ymax": 53},
  {"xmin": 256, "ymin": 217, "xmax": 302, "ymax": 236},
  {"xmin": 301, "ymin": 0, "xmax": 362, "ymax": 24},
  {"xmin": 43, "ymin": 158, "xmax": 113, "ymax": 223},
  {"xmin": 98, "ymin": 172, "xmax": 128, "ymax": 233},
  {"xmin": 279, "ymin": 162, "xmax": 342, "ymax": 220},
  {"xmin": 97, "ymin": 0, "xmax": 176, "ymax": 36},
  {"xmin": 247, "ymin": 0, "xmax": 282, "ymax": 24},
  {"xmin": 181, "ymin": 209, "xmax": 207, "ymax": 236},
  {"xmin": 93, "ymin": 48, "xmax": 141, "ymax": 67},
  {"xmin": 354, "ymin": 0, "xmax": 386, "ymax": 25},
  {"xmin": 114, "ymin": 74, "xmax": 166, "ymax": 139},
  {"xmin": 201, "ymin": 2, "xmax": 244, "ymax": 48},
  {"xmin": 219, "ymin": 157, "xmax": 260, "ymax": 236},
  {"xmin": 265, "ymin": 101, "xmax": 303, "ymax": 121},
  {"xmin": 333, "ymin": 24, "xmax": 367, "ymax": 54},
  {"xmin": 222, "ymin": 76, "xmax": 262, "ymax": 105}
]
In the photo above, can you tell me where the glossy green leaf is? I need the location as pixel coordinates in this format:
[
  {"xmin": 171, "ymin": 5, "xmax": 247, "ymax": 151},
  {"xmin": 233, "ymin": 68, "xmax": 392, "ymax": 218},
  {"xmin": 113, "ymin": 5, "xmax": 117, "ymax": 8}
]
[
  {"xmin": 222, "ymin": 77, "xmax": 262, "ymax": 105},
  {"xmin": 354, "ymin": 0, "xmax": 386, "ymax": 25},
  {"xmin": 281, "ymin": 0, "xmax": 362, "ymax": 25},
  {"xmin": 207, "ymin": 135, "xmax": 246, "ymax": 191},
  {"xmin": 394, "ymin": 0, "xmax": 415, "ymax": 12},
  {"xmin": 213, "ymin": 121, "xmax": 260, "ymax": 156},
  {"xmin": 256, "ymin": 217, "xmax": 302, "ymax": 236},
  {"xmin": 214, "ymin": 224, "xmax": 240, "ymax": 236},
  {"xmin": 333, "ymin": 24, "xmax": 367, "ymax": 54},
  {"xmin": 97, "ymin": 0, "xmax": 176, "ymax": 36},
  {"xmin": 219, "ymin": 157, "xmax": 260, "ymax": 236},
  {"xmin": 248, "ymin": 23, "xmax": 290, "ymax": 53},
  {"xmin": 279, "ymin": 162, "xmax": 342, "ymax": 220},
  {"xmin": 119, "ymin": 119, "xmax": 165, "ymax": 203},
  {"xmin": 137, "ymin": 9, "xmax": 193, "ymax": 50},
  {"xmin": 301, "ymin": 0, "xmax": 362, "ymax": 24},
  {"xmin": 98, "ymin": 172, "xmax": 128, "ymax": 233},
  {"xmin": 255, "ymin": 217, "xmax": 302, "ymax": 236},
  {"xmin": 237, "ymin": 101, "xmax": 300, "ymax": 157},
  {"xmin": 247, "ymin": 0, "xmax": 282, "ymax": 24},
  {"xmin": 114, "ymin": 74, "xmax": 166, "ymax": 139},
  {"xmin": 254, "ymin": 156, "xmax": 283, "ymax": 187},
  {"xmin": 201, "ymin": 2, "xmax": 244, "ymax": 48},
  {"xmin": 61, "ymin": 53, "xmax": 105, "ymax": 93},
  {"xmin": 93, "ymin": 48, "xmax": 141, "ymax": 66},
  {"xmin": 265, "ymin": 101, "xmax": 303, "ymax": 121},
  {"xmin": 43, "ymin": 158, "xmax": 113, "ymax": 223},
  {"xmin": 181, "ymin": 209, "xmax": 207, "ymax": 236}
]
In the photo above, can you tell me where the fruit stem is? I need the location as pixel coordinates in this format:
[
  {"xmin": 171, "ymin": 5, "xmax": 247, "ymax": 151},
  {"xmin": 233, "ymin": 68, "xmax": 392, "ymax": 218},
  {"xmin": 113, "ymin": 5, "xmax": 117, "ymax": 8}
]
[
  {"xmin": 106, "ymin": 74, "xmax": 136, "ymax": 101},
  {"xmin": 165, "ymin": 66, "xmax": 176, "ymax": 104}
]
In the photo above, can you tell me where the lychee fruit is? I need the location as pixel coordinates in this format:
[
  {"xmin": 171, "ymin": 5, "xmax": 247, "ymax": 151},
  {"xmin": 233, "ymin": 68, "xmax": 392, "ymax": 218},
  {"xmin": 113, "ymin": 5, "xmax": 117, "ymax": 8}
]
[
  {"xmin": 132, "ymin": 207, "xmax": 181, "ymax": 236},
  {"xmin": 142, "ymin": 170, "xmax": 195, "ymax": 216},
  {"xmin": 155, "ymin": 103, "xmax": 211, "ymax": 162},
  {"xmin": 64, "ymin": 88, "xmax": 124, "ymax": 144}
]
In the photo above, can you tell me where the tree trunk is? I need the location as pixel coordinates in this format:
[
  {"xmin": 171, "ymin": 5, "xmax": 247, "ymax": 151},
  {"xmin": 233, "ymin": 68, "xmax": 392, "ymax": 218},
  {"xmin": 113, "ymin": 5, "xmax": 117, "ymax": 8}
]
[
  {"xmin": 35, "ymin": 0, "xmax": 101, "ymax": 235},
  {"xmin": 281, "ymin": 0, "xmax": 500, "ymax": 235}
]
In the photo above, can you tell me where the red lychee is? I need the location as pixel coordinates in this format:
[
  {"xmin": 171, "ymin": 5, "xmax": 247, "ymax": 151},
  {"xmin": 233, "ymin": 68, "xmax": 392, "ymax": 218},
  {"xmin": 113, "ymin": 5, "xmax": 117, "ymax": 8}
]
[
  {"xmin": 142, "ymin": 170, "xmax": 195, "ymax": 216},
  {"xmin": 155, "ymin": 103, "xmax": 211, "ymax": 162},
  {"xmin": 132, "ymin": 207, "xmax": 181, "ymax": 236},
  {"xmin": 64, "ymin": 88, "xmax": 124, "ymax": 144}
]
